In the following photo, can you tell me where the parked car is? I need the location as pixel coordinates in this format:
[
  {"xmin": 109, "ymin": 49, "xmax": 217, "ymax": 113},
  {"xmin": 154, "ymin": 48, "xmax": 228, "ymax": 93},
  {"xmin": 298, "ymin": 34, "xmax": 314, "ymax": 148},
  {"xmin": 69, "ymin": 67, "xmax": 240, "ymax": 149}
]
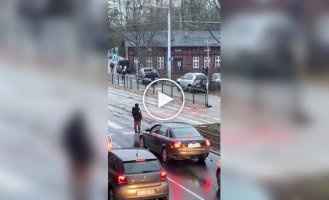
[
  {"xmin": 211, "ymin": 73, "xmax": 221, "ymax": 90},
  {"xmin": 117, "ymin": 65, "xmax": 129, "ymax": 75},
  {"xmin": 137, "ymin": 122, "xmax": 211, "ymax": 163},
  {"xmin": 108, "ymin": 149, "xmax": 169, "ymax": 200},
  {"xmin": 176, "ymin": 73, "xmax": 207, "ymax": 92},
  {"xmin": 118, "ymin": 60, "xmax": 131, "ymax": 73},
  {"xmin": 137, "ymin": 67, "xmax": 159, "ymax": 79},
  {"xmin": 108, "ymin": 134, "xmax": 113, "ymax": 151}
]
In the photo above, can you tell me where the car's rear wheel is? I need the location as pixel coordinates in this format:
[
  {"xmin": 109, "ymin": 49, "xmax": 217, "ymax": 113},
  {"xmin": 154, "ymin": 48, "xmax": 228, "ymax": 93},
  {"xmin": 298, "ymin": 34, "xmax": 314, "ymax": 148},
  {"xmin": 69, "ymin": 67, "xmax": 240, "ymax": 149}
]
[
  {"xmin": 109, "ymin": 187, "xmax": 115, "ymax": 200},
  {"xmin": 161, "ymin": 148, "xmax": 171, "ymax": 163},
  {"xmin": 139, "ymin": 137, "xmax": 145, "ymax": 148}
]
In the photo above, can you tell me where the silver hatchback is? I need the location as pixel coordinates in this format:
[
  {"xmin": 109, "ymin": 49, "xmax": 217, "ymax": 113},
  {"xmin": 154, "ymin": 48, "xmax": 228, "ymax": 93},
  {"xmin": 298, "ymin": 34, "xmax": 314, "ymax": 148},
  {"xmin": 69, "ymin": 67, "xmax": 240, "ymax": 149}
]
[
  {"xmin": 177, "ymin": 73, "xmax": 207, "ymax": 92},
  {"xmin": 108, "ymin": 149, "xmax": 169, "ymax": 200}
]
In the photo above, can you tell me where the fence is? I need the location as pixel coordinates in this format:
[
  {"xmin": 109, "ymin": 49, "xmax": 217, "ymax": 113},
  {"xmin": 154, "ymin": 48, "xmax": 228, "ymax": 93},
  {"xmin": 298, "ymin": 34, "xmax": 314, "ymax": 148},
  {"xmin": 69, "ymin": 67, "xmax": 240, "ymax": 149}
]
[{"xmin": 108, "ymin": 73, "xmax": 210, "ymax": 107}]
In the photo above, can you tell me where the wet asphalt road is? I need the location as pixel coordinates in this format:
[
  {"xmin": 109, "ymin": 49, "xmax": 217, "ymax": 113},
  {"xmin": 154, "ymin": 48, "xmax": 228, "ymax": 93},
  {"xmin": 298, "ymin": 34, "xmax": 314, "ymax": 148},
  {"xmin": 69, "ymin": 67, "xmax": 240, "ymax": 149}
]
[{"xmin": 108, "ymin": 88, "xmax": 220, "ymax": 200}]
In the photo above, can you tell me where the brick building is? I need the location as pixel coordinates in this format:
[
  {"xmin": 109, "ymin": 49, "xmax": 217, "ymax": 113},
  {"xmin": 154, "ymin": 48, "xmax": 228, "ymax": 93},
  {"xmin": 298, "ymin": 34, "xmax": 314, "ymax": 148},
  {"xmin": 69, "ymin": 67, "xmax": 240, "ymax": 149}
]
[{"xmin": 124, "ymin": 31, "xmax": 221, "ymax": 78}]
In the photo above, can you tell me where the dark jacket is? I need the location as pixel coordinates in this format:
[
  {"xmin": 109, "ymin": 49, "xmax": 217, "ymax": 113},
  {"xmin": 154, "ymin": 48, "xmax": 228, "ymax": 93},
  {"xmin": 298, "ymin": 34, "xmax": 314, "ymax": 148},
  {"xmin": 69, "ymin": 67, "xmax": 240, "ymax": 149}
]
[{"xmin": 132, "ymin": 106, "xmax": 142, "ymax": 121}]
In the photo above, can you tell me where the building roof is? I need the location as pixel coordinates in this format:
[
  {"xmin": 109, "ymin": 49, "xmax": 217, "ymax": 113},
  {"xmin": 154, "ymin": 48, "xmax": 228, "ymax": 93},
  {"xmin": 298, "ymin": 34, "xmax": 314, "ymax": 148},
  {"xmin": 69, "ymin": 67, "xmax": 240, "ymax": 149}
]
[{"xmin": 124, "ymin": 31, "xmax": 220, "ymax": 48}]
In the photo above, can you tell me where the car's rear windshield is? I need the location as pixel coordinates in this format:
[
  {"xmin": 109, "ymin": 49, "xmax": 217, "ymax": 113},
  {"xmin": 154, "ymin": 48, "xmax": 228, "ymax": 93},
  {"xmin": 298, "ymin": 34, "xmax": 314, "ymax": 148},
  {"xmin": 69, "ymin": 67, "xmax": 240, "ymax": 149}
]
[
  {"xmin": 171, "ymin": 127, "xmax": 202, "ymax": 138},
  {"xmin": 123, "ymin": 159, "xmax": 161, "ymax": 174},
  {"xmin": 196, "ymin": 74, "xmax": 207, "ymax": 80},
  {"xmin": 144, "ymin": 69, "xmax": 153, "ymax": 72}
]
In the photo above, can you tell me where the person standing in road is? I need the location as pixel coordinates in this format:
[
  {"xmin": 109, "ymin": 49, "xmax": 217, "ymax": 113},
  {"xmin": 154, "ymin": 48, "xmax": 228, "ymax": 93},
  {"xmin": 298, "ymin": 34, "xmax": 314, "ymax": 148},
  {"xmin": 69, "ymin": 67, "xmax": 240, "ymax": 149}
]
[
  {"xmin": 110, "ymin": 63, "xmax": 114, "ymax": 73},
  {"xmin": 132, "ymin": 103, "xmax": 142, "ymax": 133}
]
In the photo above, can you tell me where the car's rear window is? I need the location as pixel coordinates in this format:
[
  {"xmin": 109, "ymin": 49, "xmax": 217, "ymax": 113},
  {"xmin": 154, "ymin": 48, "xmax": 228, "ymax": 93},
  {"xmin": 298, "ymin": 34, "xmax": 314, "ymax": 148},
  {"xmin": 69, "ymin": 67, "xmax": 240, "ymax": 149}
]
[
  {"xmin": 144, "ymin": 69, "xmax": 153, "ymax": 72},
  {"xmin": 123, "ymin": 159, "xmax": 161, "ymax": 174},
  {"xmin": 171, "ymin": 127, "xmax": 202, "ymax": 138},
  {"xmin": 196, "ymin": 74, "xmax": 207, "ymax": 80}
]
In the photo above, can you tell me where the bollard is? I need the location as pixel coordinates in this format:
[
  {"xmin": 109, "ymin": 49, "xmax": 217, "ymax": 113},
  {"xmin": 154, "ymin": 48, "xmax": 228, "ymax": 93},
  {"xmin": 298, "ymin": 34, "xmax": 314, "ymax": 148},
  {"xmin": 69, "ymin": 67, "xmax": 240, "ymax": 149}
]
[
  {"xmin": 130, "ymin": 77, "xmax": 132, "ymax": 89},
  {"xmin": 137, "ymin": 78, "xmax": 139, "ymax": 90},
  {"xmin": 117, "ymin": 74, "xmax": 119, "ymax": 85},
  {"xmin": 152, "ymin": 83, "xmax": 155, "ymax": 94},
  {"xmin": 161, "ymin": 83, "xmax": 163, "ymax": 93},
  {"xmin": 193, "ymin": 89, "xmax": 195, "ymax": 104},
  {"xmin": 122, "ymin": 75, "xmax": 126, "ymax": 88},
  {"xmin": 205, "ymin": 90, "xmax": 207, "ymax": 107},
  {"xmin": 111, "ymin": 73, "xmax": 114, "ymax": 84},
  {"xmin": 171, "ymin": 84, "xmax": 173, "ymax": 98}
]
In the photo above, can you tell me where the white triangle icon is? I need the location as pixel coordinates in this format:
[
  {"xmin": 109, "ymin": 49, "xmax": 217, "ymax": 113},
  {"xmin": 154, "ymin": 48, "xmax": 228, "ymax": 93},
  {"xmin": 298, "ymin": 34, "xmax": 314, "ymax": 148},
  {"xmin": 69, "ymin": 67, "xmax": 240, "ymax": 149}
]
[{"xmin": 158, "ymin": 92, "xmax": 174, "ymax": 108}]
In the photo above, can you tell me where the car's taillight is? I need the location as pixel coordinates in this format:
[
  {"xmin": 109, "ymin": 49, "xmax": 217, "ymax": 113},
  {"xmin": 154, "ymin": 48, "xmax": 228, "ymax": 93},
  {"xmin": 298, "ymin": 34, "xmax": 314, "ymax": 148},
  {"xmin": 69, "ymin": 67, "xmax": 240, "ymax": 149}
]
[
  {"xmin": 160, "ymin": 171, "xmax": 167, "ymax": 181},
  {"xmin": 117, "ymin": 174, "xmax": 128, "ymax": 185},
  {"xmin": 172, "ymin": 141, "xmax": 181, "ymax": 149},
  {"xmin": 205, "ymin": 139, "xmax": 211, "ymax": 147}
]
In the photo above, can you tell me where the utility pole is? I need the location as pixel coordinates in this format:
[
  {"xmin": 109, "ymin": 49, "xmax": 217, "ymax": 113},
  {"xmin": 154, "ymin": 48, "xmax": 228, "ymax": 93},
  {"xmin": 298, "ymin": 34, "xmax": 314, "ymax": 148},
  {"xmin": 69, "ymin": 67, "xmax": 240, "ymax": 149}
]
[
  {"xmin": 204, "ymin": 36, "xmax": 212, "ymax": 108},
  {"xmin": 167, "ymin": 0, "xmax": 172, "ymax": 79}
]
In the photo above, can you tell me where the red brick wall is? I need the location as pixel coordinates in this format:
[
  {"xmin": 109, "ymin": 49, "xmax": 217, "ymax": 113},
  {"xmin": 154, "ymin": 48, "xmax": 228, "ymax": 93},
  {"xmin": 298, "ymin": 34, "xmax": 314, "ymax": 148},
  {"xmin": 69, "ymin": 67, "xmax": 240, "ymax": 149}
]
[{"xmin": 127, "ymin": 46, "xmax": 221, "ymax": 77}]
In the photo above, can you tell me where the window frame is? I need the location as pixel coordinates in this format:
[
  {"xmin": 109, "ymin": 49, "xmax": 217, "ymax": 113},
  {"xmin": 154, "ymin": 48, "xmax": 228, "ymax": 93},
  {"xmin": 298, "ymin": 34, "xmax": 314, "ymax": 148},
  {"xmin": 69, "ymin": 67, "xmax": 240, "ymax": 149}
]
[
  {"xmin": 192, "ymin": 57, "xmax": 200, "ymax": 69},
  {"xmin": 215, "ymin": 56, "xmax": 221, "ymax": 68},
  {"xmin": 157, "ymin": 57, "xmax": 164, "ymax": 69},
  {"xmin": 204, "ymin": 56, "xmax": 210, "ymax": 68}
]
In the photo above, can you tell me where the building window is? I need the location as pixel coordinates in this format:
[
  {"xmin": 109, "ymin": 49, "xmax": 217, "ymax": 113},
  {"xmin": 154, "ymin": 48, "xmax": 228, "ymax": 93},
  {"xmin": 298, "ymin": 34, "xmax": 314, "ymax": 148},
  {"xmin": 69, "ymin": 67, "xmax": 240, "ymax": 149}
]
[
  {"xmin": 215, "ymin": 56, "xmax": 221, "ymax": 67},
  {"xmin": 146, "ymin": 57, "xmax": 153, "ymax": 68},
  {"xmin": 204, "ymin": 57, "xmax": 210, "ymax": 68},
  {"xmin": 193, "ymin": 57, "xmax": 199, "ymax": 69},
  {"xmin": 157, "ymin": 57, "xmax": 164, "ymax": 69}
]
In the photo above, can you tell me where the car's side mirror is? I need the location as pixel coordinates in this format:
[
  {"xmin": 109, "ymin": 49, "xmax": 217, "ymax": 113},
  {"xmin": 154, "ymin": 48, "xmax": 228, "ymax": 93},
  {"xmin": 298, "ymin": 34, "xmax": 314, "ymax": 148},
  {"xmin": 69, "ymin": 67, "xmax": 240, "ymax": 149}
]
[{"xmin": 145, "ymin": 128, "xmax": 150, "ymax": 132}]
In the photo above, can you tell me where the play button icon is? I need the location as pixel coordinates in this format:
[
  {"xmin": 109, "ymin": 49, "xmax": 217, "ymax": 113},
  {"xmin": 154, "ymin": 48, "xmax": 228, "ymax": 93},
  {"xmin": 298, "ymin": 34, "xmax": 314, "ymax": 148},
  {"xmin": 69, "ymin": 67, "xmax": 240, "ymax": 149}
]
[
  {"xmin": 143, "ymin": 78, "xmax": 185, "ymax": 121},
  {"xmin": 158, "ymin": 91, "xmax": 174, "ymax": 108}
]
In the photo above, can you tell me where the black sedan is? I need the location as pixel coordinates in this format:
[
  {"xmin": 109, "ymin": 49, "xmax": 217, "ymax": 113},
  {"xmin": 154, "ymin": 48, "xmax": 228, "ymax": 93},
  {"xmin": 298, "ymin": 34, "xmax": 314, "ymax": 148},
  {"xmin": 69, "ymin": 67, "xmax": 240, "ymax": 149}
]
[{"xmin": 137, "ymin": 122, "xmax": 211, "ymax": 163}]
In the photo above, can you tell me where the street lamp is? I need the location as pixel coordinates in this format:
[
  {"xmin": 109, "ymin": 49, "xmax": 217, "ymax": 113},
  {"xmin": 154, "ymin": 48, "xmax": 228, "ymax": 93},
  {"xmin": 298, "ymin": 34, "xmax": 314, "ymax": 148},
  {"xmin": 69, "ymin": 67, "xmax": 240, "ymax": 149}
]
[
  {"xmin": 144, "ymin": 3, "xmax": 171, "ymax": 79},
  {"xmin": 204, "ymin": 36, "xmax": 212, "ymax": 108}
]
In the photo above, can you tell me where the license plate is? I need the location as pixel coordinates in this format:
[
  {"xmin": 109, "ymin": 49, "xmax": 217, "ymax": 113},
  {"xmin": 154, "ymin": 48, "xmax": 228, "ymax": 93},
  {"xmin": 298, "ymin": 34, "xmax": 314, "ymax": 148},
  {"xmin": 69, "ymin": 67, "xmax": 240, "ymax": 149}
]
[
  {"xmin": 188, "ymin": 143, "xmax": 201, "ymax": 148},
  {"xmin": 137, "ymin": 189, "xmax": 155, "ymax": 196}
]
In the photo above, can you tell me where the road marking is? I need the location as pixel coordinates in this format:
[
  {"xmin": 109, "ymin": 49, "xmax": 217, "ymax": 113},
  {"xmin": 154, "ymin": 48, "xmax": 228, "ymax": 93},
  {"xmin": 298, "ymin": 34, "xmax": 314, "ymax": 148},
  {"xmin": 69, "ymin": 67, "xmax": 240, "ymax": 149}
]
[
  {"xmin": 108, "ymin": 120, "xmax": 123, "ymax": 129},
  {"xmin": 167, "ymin": 177, "xmax": 204, "ymax": 200},
  {"xmin": 123, "ymin": 132, "xmax": 135, "ymax": 135}
]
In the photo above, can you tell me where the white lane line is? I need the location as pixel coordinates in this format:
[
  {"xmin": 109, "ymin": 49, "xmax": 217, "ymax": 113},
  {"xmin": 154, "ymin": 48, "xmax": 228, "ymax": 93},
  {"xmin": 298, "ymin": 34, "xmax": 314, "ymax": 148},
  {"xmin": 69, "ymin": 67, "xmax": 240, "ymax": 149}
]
[
  {"xmin": 108, "ymin": 120, "xmax": 123, "ymax": 129},
  {"xmin": 123, "ymin": 132, "xmax": 135, "ymax": 135},
  {"xmin": 167, "ymin": 177, "xmax": 204, "ymax": 200}
]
